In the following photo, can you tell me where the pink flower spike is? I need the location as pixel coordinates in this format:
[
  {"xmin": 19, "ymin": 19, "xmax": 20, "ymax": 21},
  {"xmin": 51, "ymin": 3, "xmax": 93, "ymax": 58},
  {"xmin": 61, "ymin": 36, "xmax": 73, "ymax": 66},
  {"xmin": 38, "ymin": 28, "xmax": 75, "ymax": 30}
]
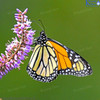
[{"xmin": 0, "ymin": 8, "xmax": 35, "ymax": 79}]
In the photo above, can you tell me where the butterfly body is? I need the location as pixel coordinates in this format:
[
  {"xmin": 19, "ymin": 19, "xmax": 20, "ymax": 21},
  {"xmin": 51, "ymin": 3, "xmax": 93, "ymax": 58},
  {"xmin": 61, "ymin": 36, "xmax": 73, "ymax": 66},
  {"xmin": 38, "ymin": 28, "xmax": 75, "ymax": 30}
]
[
  {"xmin": 36, "ymin": 31, "xmax": 47, "ymax": 46},
  {"xmin": 27, "ymin": 31, "xmax": 92, "ymax": 82}
]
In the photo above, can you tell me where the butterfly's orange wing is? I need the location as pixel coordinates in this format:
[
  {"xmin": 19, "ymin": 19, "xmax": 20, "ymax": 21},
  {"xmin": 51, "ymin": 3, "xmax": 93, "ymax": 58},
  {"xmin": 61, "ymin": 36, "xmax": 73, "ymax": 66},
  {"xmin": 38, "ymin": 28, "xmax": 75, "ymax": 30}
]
[
  {"xmin": 48, "ymin": 40, "xmax": 72, "ymax": 70},
  {"xmin": 48, "ymin": 38, "xmax": 92, "ymax": 77}
]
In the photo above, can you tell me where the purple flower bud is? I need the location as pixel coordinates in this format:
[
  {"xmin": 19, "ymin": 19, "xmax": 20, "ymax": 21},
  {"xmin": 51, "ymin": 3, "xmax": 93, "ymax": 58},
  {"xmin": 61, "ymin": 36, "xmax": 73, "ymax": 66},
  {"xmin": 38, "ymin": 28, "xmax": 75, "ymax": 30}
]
[
  {"xmin": 14, "ymin": 24, "xmax": 18, "ymax": 27},
  {"xmin": 14, "ymin": 62, "xmax": 19, "ymax": 68},
  {"xmin": 1, "ymin": 60, "xmax": 5, "ymax": 63},
  {"xmin": 0, "ymin": 57, "xmax": 2, "ymax": 61},
  {"xmin": 15, "ymin": 16, "xmax": 19, "ymax": 19},
  {"xmin": 20, "ymin": 55, "xmax": 25, "ymax": 60},
  {"xmin": 5, "ymin": 51, "xmax": 9, "ymax": 57},
  {"xmin": 18, "ymin": 30, "xmax": 23, "ymax": 34},
  {"xmin": 17, "ymin": 51, "xmax": 23, "ymax": 56},
  {"xmin": 20, "ymin": 24, "xmax": 25, "ymax": 29},
  {"xmin": 15, "ymin": 18, "xmax": 21, "ymax": 21},
  {"xmin": 26, "ymin": 45, "xmax": 31, "ymax": 49},
  {"xmin": 1, "ymin": 53, "xmax": 5, "ymax": 58},
  {"xmin": 10, "ymin": 59, "xmax": 13, "ymax": 64},
  {"xmin": 25, "ymin": 49, "xmax": 30, "ymax": 53},
  {"xmin": 0, "ymin": 72, "xmax": 3, "ymax": 76},
  {"xmin": 14, "ymin": 54, "xmax": 17, "ymax": 60},
  {"xmin": 13, "ymin": 30, "xmax": 19, "ymax": 34},
  {"xmin": 17, "ymin": 34, "xmax": 21, "ymax": 38},
  {"xmin": 6, "ymin": 67, "xmax": 10, "ymax": 71},
  {"xmin": 5, "ymin": 63, "xmax": 10, "ymax": 67},
  {"xmin": 22, "ymin": 8, "xmax": 28, "ymax": 14},
  {"xmin": 24, "ymin": 15, "xmax": 28, "ymax": 19},
  {"xmin": 23, "ymin": 52, "xmax": 28, "ymax": 56},
  {"xmin": 29, "ymin": 29, "xmax": 35, "ymax": 35},
  {"xmin": 15, "ymin": 28, "xmax": 19, "ymax": 32},
  {"xmin": 27, "ymin": 34, "xmax": 33, "ymax": 38},
  {"xmin": 17, "ymin": 59, "xmax": 21, "ymax": 64},
  {"xmin": 3, "ymin": 72, "xmax": 6, "ymax": 75},
  {"xmin": 24, "ymin": 45, "xmax": 31, "ymax": 53},
  {"xmin": 25, "ymin": 38, "xmax": 33, "ymax": 45},
  {"xmin": 16, "ymin": 8, "xmax": 22, "ymax": 13},
  {"xmin": 5, "ymin": 69, "xmax": 8, "ymax": 73},
  {"xmin": 15, "ymin": 13, "xmax": 20, "ymax": 16},
  {"xmin": 9, "ymin": 67, "xmax": 12, "ymax": 70},
  {"xmin": 0, "ymin": 75, "xmax": 2, "ymax": 79},
  {"xmin": 11, "ymin": 64, "xmax": 14, "ymax": 69}
]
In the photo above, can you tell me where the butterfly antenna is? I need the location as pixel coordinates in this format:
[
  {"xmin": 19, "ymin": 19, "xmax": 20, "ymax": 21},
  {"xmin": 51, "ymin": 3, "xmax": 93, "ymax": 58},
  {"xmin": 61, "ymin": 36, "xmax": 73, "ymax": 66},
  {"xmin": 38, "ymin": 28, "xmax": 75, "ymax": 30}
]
[
  {"xmin": 38, "ymin": 19, "xmax": 45, "ymax": 32},
  {"xmin": 32, "ymin": 20, "xmax": 44, "ymax": 31}
]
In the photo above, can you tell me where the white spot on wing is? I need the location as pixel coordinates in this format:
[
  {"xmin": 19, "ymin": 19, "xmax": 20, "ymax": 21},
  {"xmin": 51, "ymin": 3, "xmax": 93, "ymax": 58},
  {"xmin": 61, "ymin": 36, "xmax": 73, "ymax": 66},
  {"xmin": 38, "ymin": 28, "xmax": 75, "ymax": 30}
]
[{"xmin": 74, "ymin": 58, "xmax": 79, "ymax": 62}]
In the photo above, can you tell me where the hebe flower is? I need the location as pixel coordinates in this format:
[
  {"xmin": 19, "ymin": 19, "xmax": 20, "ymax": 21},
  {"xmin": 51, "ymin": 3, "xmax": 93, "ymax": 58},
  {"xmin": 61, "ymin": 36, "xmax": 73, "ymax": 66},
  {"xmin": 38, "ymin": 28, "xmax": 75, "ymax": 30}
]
[{"xmin": 0, "ymin": 8, "xmax": 35, "ymax": 79}]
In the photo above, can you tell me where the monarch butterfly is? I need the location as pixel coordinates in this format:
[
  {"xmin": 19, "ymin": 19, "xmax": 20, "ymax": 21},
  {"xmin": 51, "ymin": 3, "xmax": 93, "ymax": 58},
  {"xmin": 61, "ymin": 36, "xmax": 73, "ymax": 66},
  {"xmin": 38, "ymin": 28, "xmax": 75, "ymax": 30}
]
[{"xmin": 26, "ymin": 30, "xmax": 92, "ymax": 82}]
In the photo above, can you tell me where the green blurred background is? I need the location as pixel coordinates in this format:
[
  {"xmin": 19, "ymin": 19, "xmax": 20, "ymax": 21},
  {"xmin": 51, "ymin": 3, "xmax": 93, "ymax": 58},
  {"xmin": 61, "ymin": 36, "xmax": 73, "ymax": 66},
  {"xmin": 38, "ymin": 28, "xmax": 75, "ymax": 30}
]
[{"xmin": 0, "ymin": 0, "xmax": 100, "ymax": 100}]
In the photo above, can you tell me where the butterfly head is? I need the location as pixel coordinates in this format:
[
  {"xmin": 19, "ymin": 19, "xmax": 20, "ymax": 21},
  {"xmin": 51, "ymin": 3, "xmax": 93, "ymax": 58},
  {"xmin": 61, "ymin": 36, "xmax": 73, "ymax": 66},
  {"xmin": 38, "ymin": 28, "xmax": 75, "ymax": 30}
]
[
  {"xmin": 36, "ymin": 31, "xmax": 47, "ymax": 46},
  {"xmin": 40, "ymin": 30, "xmax": 45, "ymax": 35}
]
